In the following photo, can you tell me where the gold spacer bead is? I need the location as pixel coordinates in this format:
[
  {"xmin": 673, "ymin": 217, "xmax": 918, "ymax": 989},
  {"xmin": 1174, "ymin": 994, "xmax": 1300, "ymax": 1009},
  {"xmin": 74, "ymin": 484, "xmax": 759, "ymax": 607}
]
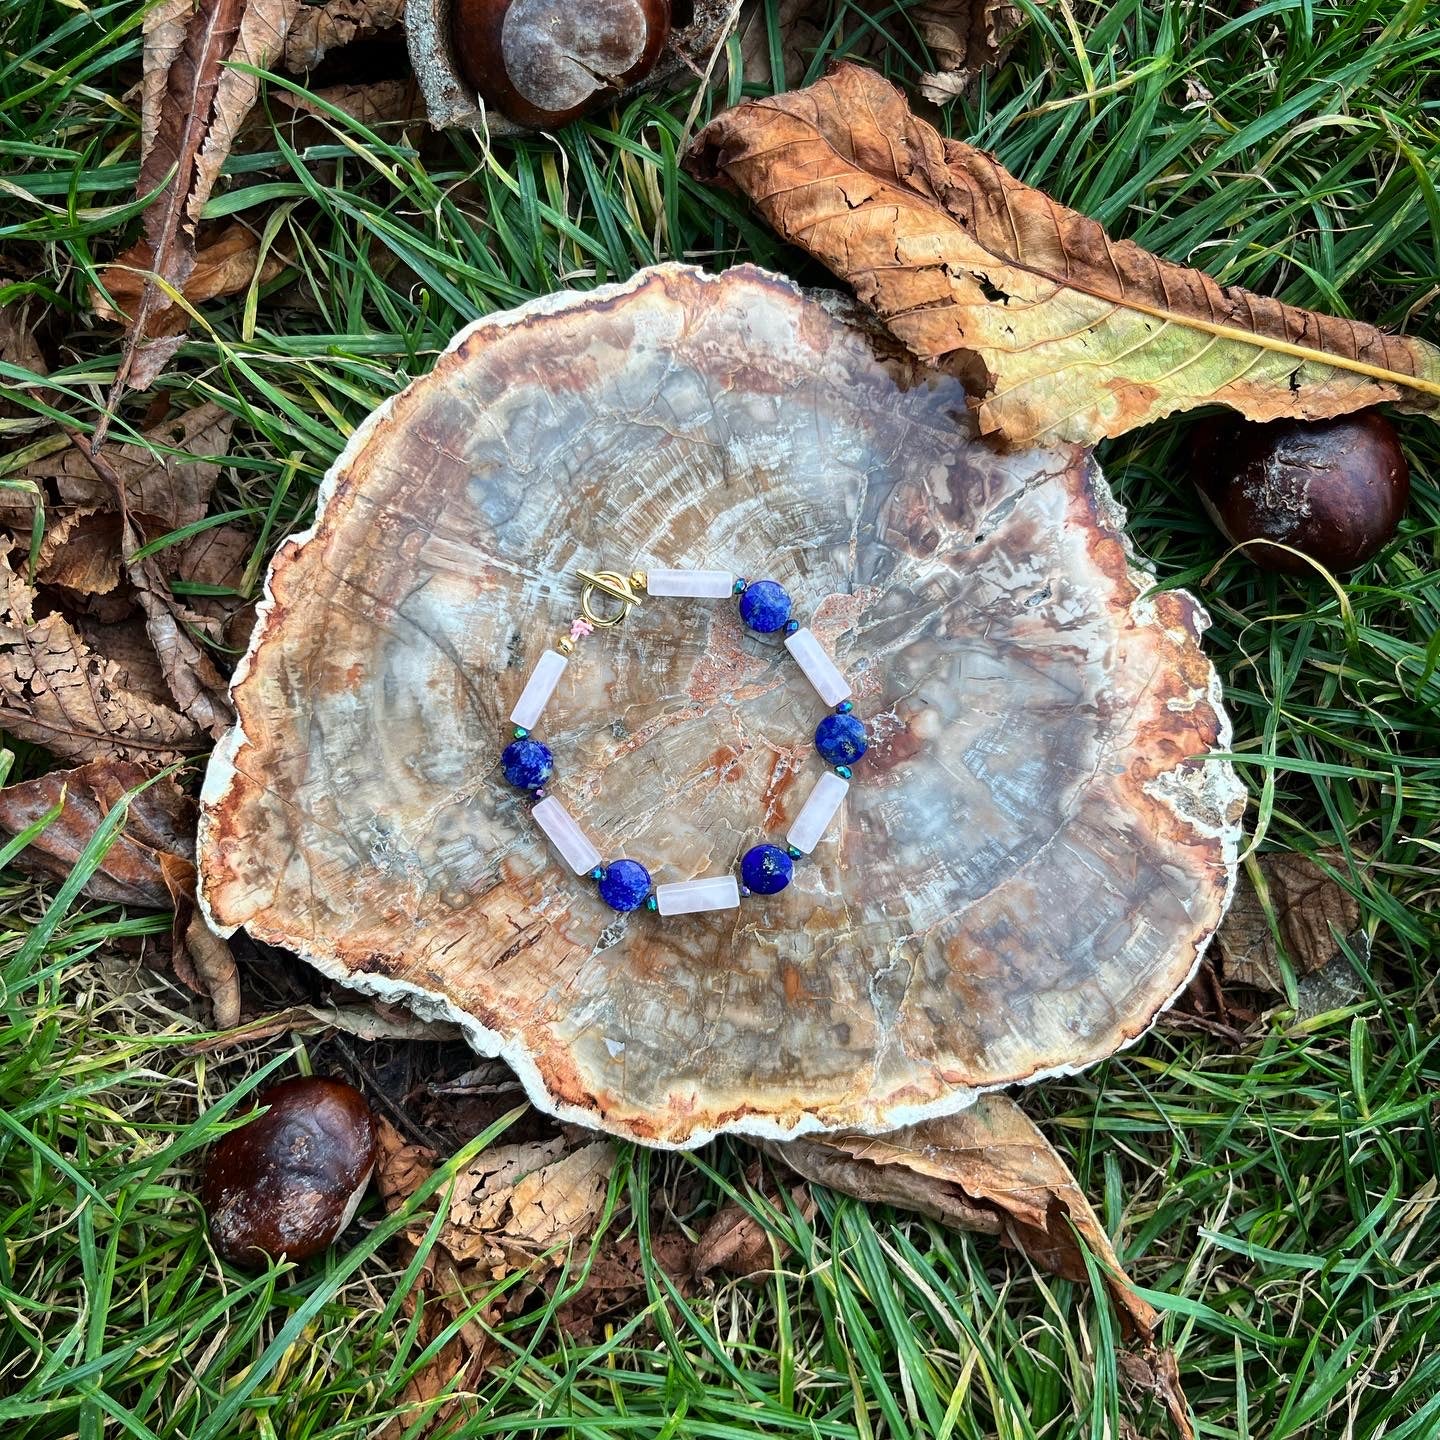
[
  {"xmin": 557, "ymin": 636, "xmax": 574, "ymax": 655},
  {"xmin": 630, "ymin": 570, "xmax": 648, "ymax": 592}
]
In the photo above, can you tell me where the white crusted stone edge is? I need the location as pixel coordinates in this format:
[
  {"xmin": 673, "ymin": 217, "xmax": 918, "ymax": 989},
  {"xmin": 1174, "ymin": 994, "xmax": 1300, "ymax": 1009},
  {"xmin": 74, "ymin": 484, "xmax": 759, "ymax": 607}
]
[{"xmin": 197, "ymin": 263, "xmax": 1245, "ymax": 1151}]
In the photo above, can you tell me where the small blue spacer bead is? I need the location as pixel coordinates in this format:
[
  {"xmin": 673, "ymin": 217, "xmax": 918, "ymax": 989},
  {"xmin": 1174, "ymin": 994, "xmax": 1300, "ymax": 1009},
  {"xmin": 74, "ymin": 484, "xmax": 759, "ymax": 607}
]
[
  {"xmin": 787, "ymin": 845, "xmax": 803, "ymax": 860},
  {"xmin": 591, "ymin": 866, "xmax": 606, "ymax": 881},
  {"xmin": 835, "ymin": 764, "xmax": 852, "ymax": 779},
  {"xmin": 513, "ymin": 726, "xmax": 529, "ymax": 739},
  {"xmin": 733, "ymin": 577, "xmax": 748, "ymax": 594},
  {"xmin": 837, "ymin": 700, "xmax": 853, "ymax": 714},
  {"xmin": 645, "ymin": 895, "xmax": 658, "ymax": 911},
  {"xmin": 784, "ymin": 619, "xmax": 800, "ymax": 635},
  {"xmin": 740, "ymin": 885, "xmax": 752, "ymax": 898}
]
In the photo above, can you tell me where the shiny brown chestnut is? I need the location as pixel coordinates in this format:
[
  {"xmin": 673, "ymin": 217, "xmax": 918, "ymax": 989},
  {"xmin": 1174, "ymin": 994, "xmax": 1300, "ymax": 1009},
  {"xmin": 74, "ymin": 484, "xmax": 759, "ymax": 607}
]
[
  {"xmin": 202, "ymin": 1077, "xmax": 378, "ymax": 1267},
  {"xmin": 1193, "ymin": 411, "xmax": 1409, "ymax": 575},
  {"xmin": 451, "ymin": 0, "xmax": 670, "ymax": 127}
]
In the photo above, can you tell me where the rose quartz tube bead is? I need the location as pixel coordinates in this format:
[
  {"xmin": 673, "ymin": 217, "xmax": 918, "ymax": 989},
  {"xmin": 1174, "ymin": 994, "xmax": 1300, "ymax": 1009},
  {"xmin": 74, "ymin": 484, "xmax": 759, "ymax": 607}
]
[
  {"xmin": 509, "ymin": 650, "xmax": 568, "ymax": 730},
  {"xmin": 786, "ymin": 772, "xmax": 849, "ymax": 853},
  {"xmin": 655, "ymin": 875, "xmax": 741, "ymax": 916},
  {"xmin": 531, "ymin": 796, "xmax": 602, "ymax": 875},
  {"xmin": 783, "ymin": 627, "xmax": 852, "ymax": 706},
  {"xmin": 645, "ymin": 569, "xmax": 736, "ymax": 599}
]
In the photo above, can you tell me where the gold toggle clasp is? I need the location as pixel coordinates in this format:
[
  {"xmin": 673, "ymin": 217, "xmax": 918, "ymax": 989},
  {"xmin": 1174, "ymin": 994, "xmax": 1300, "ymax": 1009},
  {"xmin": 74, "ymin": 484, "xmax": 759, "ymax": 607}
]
[{"xmin": 577, "ymin": 568, "xmax": 643, "ymax": 627}]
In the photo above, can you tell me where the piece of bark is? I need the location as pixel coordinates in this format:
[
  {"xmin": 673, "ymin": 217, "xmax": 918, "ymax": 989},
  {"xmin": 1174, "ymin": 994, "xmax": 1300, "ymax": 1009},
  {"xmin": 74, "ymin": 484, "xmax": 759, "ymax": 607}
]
[
  {"xmin": 687, "ymin": 64, "xmax": 1440, "ymax": 447},
  {"xmin": 1213, "ymin": 851, "xmax": 1363, "ymax": 994},
  {"xmin": 0, "ymin": 551, "xmax": 201, "ymax": 763},
  {"xmin": 199, "ymin": 264, "xmax": 1244, "ymax": 1148}
]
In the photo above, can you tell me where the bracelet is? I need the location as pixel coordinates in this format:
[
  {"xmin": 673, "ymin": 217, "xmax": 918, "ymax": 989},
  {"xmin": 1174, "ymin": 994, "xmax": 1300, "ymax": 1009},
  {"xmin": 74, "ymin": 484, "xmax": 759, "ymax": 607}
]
[{"xmin": 500, "ymin": 566, "xmax": 868, "ymax": 917}]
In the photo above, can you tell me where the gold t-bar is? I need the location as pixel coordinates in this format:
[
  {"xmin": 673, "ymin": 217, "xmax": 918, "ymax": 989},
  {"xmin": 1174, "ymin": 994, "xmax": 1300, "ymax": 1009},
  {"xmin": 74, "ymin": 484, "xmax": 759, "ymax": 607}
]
[{"xmin": 576, "ymin": 568, "xmax": 647, "ymax": 627}]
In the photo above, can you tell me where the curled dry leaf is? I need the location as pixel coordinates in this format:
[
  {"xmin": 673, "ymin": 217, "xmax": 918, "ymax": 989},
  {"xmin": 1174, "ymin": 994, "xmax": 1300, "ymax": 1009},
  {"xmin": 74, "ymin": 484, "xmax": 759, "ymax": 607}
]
[
  {"xmin": 0, "ymin": 551, "xmax": 201, "ymax": 764},
  {"xmin": 766, "ymin": 1093, "xmax": 1194, "ymax": 1438},
  {"xmin": 281, "ymin": 0, "xmax": 407, "ymax": 72},
  {"xmin": 768, "ymin": 1094, "xmax": 1159, "ymax": 1332},
  {"xmin": 123, "ymin": 522, "xmax": 235, "ymax": 739},
  {"xmin": 909, "ymin": 0, "xmax": 1022, "ymax": 103},
  {"xmin": 1213, "ymin": 851, "xmax": 1363, "ymax": 994},
  {"xmin": 688, "ymin": 64, "xmax": 1440, "ymax": 447},
  {"xmin": 692, "ymin": 1170, "xmax": 816, "ymax": 1280},
  {"xmin": 35, "ymin": 510, "xmax": 126, "ymax": 597}
]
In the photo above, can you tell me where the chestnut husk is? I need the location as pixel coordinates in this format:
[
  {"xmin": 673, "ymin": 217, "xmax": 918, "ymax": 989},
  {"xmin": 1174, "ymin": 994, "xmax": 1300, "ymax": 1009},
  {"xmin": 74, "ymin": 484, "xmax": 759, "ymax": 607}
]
[
  {"xmin": 202, "ymin": 1076, "xmax": 378, "ymax": 1267},
  {"xmin": 1193, "ymin": 410, "xmax": 1409, "ymax": 574}
]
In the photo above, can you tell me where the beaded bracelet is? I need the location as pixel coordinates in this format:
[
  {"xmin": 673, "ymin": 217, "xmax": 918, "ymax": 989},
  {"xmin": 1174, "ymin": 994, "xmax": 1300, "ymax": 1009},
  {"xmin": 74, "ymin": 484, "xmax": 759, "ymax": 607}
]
[{"xmin": 500, "ymin": 566, "xmax": 867, "ymax": 917}]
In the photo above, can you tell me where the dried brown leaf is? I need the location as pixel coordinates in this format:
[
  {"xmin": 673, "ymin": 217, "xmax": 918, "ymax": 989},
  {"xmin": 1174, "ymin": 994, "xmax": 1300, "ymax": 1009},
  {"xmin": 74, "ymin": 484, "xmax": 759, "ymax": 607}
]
[
  {"xmin": 101, "ymin": 0, "xmax": 299, "ymax": 407},
  {"xmin": 740, "ymin": 0, "xmax": 1018, "ymax": 97},
  {"xmin": 181, "ymin": 908, "xmax": 242, "ymax": 1027},
  {"xmin": 0, "ymin": 757, "xmax": 195, "ymax": 906},
  {"xmin": 768, "ymin": 1094, "xmax": 1194, "ymax": 1437},
  {"xmin": 123, "ymin": 525, "xmax": 235, "ymax": 739},
  {"xmin": 0, "ymin": 299, "xmax": 48, "ymax": 422},
  {"xmin": 92, "ymin": 223, "xmax": 288, "ymax": 340},
  {"xmin": 0, "ymin": 754, "xmax": 240, "ymax": 1022},
  {"xmin": 688, "ymin": 64, "xmax": 1440, "ymax": 446},
  {"xmin": 273, "ymin": 77, "xmax": 425, "ymax": 129},
  {"xmin": 30, "ymin": 403, "xmax": 234, "ymax": 531},
  {"xmin": 281, "ymin": 0, "xmax": 406, "ymax": 72},
  {"xmin": 769, "ymin": 1094, "xmax": 1156, "ymax": 1331},
  {"xmin": 0, "ymin": 551, "xmax": 201, "ymax": 763},
  {"xmin": 910, "ymin": 0, "xmax": 1021, "ymax": 102},
  {"xmin": 1214, "ymin": 852, "xmax": 1363, "ymax": 993},
  {"xmin": 36, "ymin": 509, "xmax": 127, "ymax": 596},
  {"xmin": 692, "ymin": 1174, "xmax": 815, "ymax": 1279}
]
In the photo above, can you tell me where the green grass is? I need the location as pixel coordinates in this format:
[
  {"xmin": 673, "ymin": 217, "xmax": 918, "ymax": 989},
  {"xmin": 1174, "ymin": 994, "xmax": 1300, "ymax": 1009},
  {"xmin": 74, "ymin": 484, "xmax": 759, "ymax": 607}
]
[{"xmin": 2, "ymin": 0, "xmax": 1439, "ymax": 1436}]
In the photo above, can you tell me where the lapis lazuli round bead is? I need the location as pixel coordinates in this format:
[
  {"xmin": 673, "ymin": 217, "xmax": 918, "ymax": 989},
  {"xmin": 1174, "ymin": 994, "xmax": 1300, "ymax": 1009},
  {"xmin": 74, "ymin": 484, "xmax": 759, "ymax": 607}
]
[
  {"xmin": 501, "ymin": 737, "xmax": 553, "ymax": 790},
  {"xmin": 741, "ymin": 844, "xmax": 793, "ymax": 895},
  {"xmin": 738, "ymin": 579, "xmax": 792, "ymax": 634},
  {"xmin": 814, "ymin": 712, "xmax": 867, "ymax": 767},
  {"xmin": 597, "ymin": 858, "xmax": 651, "ymax": 912}
]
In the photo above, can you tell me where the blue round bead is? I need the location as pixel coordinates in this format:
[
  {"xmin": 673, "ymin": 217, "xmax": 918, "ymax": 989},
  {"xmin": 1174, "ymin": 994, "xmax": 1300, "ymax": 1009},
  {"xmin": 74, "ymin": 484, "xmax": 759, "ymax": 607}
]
[
  {"xmin": 502, "ymin": 737, "xmax": 553, "ymax": 790},
  {"xmin": 814, "ymin": 712, "xmax": 867, "ymax": 767},
  {"xmin": 740, "ymin": 844, "xmax": 793, "ymax": 895},
  {"xmin": 738, "ymin": 579, "xmax": 792, "ymax": 634},
  {"xmin": 597, "ymin": 858, "xmax": 651, "ymax": 912}
]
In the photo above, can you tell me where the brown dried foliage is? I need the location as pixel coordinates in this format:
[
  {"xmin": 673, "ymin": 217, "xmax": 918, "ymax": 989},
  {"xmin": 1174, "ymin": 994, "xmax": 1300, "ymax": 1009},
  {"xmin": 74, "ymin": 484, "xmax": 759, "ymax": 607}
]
[
  {"xmin": 1214, "ymin": 852, "xmax": 1363, "ymax": 993},
  {"xmin": 0, "ymin": 757, "xmax": 239, "ymax": 1024},
  {"xmin": 688, "ymin": 64, "xmax": 1440, "ymax": 446},
  {"xmin": 766, "ymin": 1094, "xmax": 1195, "ymax": 1439}
]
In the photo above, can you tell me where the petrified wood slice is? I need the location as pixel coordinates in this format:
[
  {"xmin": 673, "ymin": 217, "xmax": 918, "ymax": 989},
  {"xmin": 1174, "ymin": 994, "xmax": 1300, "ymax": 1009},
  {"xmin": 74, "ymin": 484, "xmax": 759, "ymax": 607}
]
[{"xmin": 199, "ymin": 264, "xmax": 1245, "ymax": 1148}]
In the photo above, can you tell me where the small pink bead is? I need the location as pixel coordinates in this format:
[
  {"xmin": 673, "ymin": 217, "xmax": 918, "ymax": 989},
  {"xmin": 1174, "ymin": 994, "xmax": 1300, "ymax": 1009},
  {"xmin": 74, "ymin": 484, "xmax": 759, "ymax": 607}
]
[{"xmin": 569, "ymin": 618, "xmax": 594, "ymax": 640}]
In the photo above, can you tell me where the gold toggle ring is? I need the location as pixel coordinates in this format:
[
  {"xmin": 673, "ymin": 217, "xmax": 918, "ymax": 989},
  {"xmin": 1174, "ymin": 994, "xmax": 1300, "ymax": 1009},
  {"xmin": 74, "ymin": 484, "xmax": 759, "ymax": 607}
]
[{"xmin": 577, "ymin": 569, "xmax": 642, "ymax": 627}]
